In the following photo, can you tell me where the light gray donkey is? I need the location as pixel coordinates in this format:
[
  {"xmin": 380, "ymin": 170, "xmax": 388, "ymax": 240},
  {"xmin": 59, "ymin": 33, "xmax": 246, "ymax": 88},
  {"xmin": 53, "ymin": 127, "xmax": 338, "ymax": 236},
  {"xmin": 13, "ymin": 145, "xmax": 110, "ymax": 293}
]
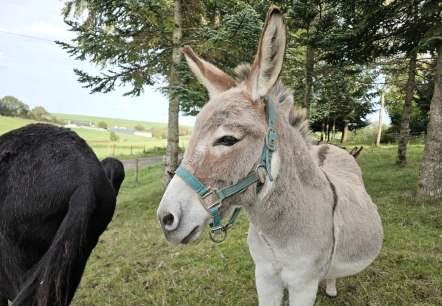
[{"xmin": 157, "ymin": 6, "xmax": 383, "ymax": 306}]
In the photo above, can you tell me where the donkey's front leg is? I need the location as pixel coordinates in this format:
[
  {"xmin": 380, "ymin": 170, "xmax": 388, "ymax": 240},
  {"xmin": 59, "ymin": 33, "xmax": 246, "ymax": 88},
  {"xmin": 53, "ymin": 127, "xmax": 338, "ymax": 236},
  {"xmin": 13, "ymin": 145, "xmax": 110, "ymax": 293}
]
[
  {"xmin": 287, "ymin": 278, "xmax": 319, "ymax": 306},
  {"xmin": 255, "ymin": 263, "xmax": 284, "ymax": 306}
]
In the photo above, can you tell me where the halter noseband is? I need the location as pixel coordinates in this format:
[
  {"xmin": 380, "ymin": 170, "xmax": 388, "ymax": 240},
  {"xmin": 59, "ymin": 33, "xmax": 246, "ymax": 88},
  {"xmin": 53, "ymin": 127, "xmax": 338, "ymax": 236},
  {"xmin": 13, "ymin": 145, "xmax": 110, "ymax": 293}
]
[{"xmin": 175, "ymin": 97, "xmax": 277, "ymax": 243}]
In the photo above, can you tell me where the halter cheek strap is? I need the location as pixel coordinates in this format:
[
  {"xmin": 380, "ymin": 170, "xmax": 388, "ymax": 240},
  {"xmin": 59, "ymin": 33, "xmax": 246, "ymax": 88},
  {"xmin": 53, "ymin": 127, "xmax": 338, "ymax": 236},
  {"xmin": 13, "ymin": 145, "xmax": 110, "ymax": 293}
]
[{"xmin": 175, "ymin": 97, "xmax": 277, "ymax": 243}]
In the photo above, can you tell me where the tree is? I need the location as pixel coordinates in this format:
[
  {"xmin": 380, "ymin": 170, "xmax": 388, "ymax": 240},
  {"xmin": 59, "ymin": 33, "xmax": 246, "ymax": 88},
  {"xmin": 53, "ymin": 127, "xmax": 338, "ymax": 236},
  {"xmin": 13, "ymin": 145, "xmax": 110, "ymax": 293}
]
[
  {"xmin": 151, "ymin": 127, "xmax": 166, "ymax": 139},
  {"xmin": 396, "ymin": 51, "xmax": 418, "ymax": 166},
  {"xmin": 384, "ymin": 57, "xmax": 433, "ymax": 135},
  {"xmin": 324, "ymin": 0, "xmax": 440, "ymax": 165},
  {"xmin": 285, "ymin": 0, "xmax": 322, "ymax": 117},
  {"xmin": 109, "ymin": 131, "xmax": 119, "ymax": 142},
  {"xmin": 272, "ymin": 1, "xmax": 379, "ymax": 136},
  {"xmin": 176, "ymin": 4, "xmax": 263, "ymax": 115},
  {"xmin": 416, "ymin": 46, "xmax": 442, "ymax": 203},
  {"xmin": 31, "ymin": 106, "xmax": 49, "ymax": 120},
  {"xmin": 134, "ymin": 124, "xmax": 145, "ymax": 131},
  {"xmin": 164, "ymin": 0, "xmax": 182, "ymax": 187},
  {"xmin": 59, "ymin": 0, "xmax": 263, "ymax": 186},
  {"xmin": 391, "ymin": 1, "xmax": 435, "ymax": 165},
  {"xmin": 308, "ymin": 63, "xmax": 375, "ymax": 142},
  {"xmin": 59, "ymin": 0, "xmax": 177, "ymax": 184},
  {"xmin": 0, "ymin": 96, "xmax": 30, "ymax": 117},
  {"xmin": 97, "ymin": 121, "xmax": 108, "ymax": 129}
]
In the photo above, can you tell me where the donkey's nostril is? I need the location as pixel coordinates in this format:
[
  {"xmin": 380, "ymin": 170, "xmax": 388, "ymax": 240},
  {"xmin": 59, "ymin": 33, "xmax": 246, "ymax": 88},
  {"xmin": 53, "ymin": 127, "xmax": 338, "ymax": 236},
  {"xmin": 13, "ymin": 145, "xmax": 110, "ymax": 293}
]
[
  {"xmin": 161, "ymin": 211, "xmax": 179, "ymax": 231},
  {"xmin": 162, "ymin": 213, "xmax": 174, "ymax": 227}
]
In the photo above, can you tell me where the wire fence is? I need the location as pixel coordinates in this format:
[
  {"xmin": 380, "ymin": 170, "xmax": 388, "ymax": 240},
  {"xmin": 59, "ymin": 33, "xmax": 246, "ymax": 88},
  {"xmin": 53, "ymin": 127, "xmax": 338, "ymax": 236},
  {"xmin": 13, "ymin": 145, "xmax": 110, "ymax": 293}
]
[{"xmin": 346, "ymin": 131, "xmax": 426, "ymax": 145}]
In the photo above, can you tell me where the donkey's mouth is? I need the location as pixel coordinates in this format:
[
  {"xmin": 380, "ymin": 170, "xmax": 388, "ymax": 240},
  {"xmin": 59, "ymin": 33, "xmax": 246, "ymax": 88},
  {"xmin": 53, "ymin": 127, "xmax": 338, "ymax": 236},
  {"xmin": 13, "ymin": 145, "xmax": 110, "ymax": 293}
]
[{"xmin": 181, "ymin": 226, "xmax": 200, "ymax": 244}]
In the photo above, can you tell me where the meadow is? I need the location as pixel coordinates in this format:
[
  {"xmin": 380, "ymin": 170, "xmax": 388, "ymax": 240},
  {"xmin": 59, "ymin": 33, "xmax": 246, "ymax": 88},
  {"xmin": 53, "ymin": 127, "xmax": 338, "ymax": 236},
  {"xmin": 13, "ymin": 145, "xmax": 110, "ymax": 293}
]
[
  {"xmin": 70, "ymin": 145, "xmax": 441, "ymax": 306},
  {"xmin": 53, "ymin": 113, "xmax": 169, "ymax": 130},
  {"xmin": 0, "ymin": 115, "xmax": 190, "ymax": 159}
]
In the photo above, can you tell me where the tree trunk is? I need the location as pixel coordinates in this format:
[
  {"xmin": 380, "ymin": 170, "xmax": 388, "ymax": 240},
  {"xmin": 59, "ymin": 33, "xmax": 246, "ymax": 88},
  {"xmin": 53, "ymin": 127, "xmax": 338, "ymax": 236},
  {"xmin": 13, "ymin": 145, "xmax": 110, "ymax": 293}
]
[
  {"xmin": 164, "ymin": 0, "xmax": 182, "ymax": 188},
  {"xmin": 341, "ymin": 119, "xmax": 349, "ymax": 144},
  {"xmin": 325, "ymin": 117, "xmax": 330, "ymax": 142},
  {"xmin": 303, "ymin": 44, "xmax": 315, "ymax": 118},
  {"xmin": 416, "ymin": 47, "xmax": 442, "ymax": 203},
  {"xmin": 326, "ymin": 120, "xmax": 331, "ymax": 142},
  {"xmin": 376, "ymin": 89, "xmax": 385, "ymax": 147},
  {"xmin": 396, "ymin": 52, "xmax": 417, "ymax": 166}
]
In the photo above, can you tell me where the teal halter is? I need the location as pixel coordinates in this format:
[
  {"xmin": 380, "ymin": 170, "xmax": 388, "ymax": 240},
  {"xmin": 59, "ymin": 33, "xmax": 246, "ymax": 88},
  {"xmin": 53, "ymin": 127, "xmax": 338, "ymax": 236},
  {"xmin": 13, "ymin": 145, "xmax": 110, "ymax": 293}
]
[{"xmin": 175, "ymin": 97, "xmax": 277, "ymax": 243}]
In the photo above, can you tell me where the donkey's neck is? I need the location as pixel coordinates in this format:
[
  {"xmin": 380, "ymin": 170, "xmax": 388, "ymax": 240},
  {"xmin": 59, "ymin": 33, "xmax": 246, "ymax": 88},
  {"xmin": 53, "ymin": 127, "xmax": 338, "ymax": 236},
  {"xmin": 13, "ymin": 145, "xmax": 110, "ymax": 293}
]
[{"xmin": 244, "ymin": 126, "xmax": 333, "ymax": 249}]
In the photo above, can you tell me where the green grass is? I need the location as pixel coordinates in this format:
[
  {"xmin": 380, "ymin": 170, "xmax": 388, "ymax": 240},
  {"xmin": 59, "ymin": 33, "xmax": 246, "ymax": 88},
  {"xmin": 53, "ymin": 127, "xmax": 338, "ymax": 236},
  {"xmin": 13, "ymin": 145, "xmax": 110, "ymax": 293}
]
[
  {"xmin": 0, "ymin": 116, "xmax": 38, "ymax": 134},
  {"xmin": 69, "ymin": 127, "xmax": 190, "ymax": 160},
  {"xmin": 70, "ymin": 145, "xmax": 441, "ymax": 306},
  {"xmin": 0, "ymin": 115, "xmax": 190, "ymax": 160}
]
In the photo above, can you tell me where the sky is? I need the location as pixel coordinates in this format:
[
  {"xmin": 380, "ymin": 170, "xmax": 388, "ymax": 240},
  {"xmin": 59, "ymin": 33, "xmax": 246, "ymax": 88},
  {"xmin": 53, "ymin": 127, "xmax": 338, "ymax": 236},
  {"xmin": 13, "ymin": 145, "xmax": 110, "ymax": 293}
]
[{"xmin": 0, "ymin": 0, "xmax": 196, "ymax": 126}]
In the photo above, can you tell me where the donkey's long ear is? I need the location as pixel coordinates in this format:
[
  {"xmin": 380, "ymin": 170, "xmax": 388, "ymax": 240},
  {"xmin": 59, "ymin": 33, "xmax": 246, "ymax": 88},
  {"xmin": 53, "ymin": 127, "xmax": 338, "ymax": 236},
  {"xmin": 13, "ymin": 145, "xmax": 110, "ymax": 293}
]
[
  {"xmin": 181, "ymin": 46, "xmax": 236, "ymax": 99},
  {"xmin": 248, "ymin": 6, "xmax": 286, "ymax": 101}
]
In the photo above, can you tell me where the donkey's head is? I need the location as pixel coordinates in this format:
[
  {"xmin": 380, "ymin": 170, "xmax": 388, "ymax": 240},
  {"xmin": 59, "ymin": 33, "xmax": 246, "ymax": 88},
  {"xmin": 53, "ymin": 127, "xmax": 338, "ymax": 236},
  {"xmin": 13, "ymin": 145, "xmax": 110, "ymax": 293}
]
[{"xmin": 157, "ymin": 6, "xmax": 289, "ymax": 244}]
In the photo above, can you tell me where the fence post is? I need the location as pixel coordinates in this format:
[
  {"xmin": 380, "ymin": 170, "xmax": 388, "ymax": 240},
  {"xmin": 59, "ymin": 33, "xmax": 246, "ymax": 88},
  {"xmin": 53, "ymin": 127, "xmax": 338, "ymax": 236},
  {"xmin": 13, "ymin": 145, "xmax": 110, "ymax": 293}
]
[{"xmin": 135, "ymin": 158, "xmax": 139, "ymax": 183}]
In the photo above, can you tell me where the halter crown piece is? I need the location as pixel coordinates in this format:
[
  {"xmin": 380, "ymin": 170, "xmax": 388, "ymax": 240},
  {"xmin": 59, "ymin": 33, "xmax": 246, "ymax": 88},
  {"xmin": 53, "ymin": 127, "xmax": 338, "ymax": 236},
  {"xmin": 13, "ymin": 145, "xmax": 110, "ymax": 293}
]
[{"xmin": 175, "ymin": 97, "xmax": 277, "ymax": 243}]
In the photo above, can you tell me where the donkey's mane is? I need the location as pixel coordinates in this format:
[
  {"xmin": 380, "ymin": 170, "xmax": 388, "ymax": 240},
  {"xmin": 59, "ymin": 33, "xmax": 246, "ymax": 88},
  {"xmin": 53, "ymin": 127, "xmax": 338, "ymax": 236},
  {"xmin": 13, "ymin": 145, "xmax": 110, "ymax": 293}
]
[{"xmin": 235, "ymin": 64, "xmax": 312, "ymax": 147}]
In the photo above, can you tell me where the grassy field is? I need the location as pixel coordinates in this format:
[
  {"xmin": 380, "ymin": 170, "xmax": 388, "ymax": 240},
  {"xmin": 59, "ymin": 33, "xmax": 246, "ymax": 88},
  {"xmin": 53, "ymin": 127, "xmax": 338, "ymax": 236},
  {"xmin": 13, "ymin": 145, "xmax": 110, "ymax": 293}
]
[
  {"xmin": 0, "ymin": 116, "xmax": 38, "ymax": 134},
  {"xmin": 67, "ymin": 127, "xmax": 189, "ymax": 159},
  {"xmin": 0, "ymin": 115, "xmax": 190, "ymax": 159},
  {"xmin": 70, "ymin": 145, "xmax": 441, "ymax": 306}
]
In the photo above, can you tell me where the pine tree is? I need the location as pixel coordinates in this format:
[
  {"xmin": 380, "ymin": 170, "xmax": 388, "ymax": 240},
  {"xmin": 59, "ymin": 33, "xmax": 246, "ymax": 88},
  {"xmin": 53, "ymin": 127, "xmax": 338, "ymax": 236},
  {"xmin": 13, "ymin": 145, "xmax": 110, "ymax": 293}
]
[{"xmin": 58, "ymin": 0, "xmax": 263, "ymax": 184}]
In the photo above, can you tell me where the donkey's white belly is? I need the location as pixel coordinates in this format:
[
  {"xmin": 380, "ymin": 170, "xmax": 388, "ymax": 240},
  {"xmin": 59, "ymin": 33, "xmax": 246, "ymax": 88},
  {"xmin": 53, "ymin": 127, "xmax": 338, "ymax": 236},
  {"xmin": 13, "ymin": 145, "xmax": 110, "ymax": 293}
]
[
  {"xmin": 325, "ymin": 258, "xmax": 373, "ymax": 279},
  {"xmin": 324, "ymin": 174, "xmax": 383, "ymax": 279}
]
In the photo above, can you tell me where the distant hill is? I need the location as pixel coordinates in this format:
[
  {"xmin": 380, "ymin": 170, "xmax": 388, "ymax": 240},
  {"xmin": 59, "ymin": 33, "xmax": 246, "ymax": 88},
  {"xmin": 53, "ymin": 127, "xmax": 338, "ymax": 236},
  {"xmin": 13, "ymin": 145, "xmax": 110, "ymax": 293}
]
[
  {"xmin": 1, "ymin": 113, "xmax": 192, "ymax": 136},
  {"xmin": 53, "ymin": 113, "xmax": 171, "ymax": 130}
]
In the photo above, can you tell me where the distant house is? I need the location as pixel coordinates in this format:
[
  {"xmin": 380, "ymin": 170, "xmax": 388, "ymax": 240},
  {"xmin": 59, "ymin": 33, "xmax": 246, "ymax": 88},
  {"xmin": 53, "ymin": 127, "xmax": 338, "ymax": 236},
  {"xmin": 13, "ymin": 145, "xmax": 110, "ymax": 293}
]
[
  {"xmin": 109, "ymin": 127, "xmax": 152, "ymax": 138},
  {"xmin": 134, "ymin": 131, "xmax": 153, "ymax": 138},
  {"xmin": 110, "ymin": 127, "xmax": 135, "ymax": 135},
  {"xmin": 65, "ymin": 120, "xmax": 94, "ymax": 127}
]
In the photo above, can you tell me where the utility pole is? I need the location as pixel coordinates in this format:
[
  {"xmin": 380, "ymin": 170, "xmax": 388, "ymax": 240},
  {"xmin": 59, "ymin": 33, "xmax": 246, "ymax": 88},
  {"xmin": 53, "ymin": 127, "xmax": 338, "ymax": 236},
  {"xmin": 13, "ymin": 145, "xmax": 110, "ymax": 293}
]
[{"xmin": 376, "ymin": 88, "xmax": 385, "ymax": 147}]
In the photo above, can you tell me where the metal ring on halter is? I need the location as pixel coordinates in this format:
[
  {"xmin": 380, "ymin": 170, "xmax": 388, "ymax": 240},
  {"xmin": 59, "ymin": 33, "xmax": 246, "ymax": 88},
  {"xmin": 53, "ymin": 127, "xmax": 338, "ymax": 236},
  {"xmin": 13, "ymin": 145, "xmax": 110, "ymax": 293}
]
[
  {"xmin": 255, "ymin": 164, "xmax": 268, "ymax": 182},
  {"xmin": 209, "ymin": 226, "xmax": 227, "ymax": 243}
]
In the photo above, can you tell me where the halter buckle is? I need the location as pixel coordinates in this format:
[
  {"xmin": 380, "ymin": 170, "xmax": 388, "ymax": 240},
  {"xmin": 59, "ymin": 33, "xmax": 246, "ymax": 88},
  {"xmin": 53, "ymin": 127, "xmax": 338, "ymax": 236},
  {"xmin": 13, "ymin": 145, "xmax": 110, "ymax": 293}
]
[
  {"xmin": 266, "ymin": 127, "xmax": 277, "ymax": 151},
  {"xmin": 202, "ymin": 187, "xmax": 222, "ymax": 210}
]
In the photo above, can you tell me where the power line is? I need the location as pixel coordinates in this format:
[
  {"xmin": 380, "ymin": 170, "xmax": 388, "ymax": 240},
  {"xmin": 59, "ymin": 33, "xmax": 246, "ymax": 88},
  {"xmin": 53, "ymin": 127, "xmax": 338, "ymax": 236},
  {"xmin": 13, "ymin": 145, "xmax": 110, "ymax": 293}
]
[{"xmin": 0, "ymin": 30, "xmax": 56, "ymax": 43}]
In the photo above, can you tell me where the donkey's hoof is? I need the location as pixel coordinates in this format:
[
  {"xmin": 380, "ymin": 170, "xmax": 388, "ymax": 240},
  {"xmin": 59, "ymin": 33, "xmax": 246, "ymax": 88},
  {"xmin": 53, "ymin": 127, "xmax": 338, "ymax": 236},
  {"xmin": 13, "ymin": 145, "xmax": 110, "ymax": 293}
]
[{"xmin": 325, "ymin": 279, "xmax": 337, "ymax": 297}]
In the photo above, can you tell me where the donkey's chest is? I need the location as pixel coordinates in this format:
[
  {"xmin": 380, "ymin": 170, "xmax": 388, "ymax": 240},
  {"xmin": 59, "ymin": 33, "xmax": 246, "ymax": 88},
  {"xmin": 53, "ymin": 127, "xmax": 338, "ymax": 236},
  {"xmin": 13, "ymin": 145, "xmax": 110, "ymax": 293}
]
[
  {"xmin": 248, "ymin": 225, "xmax": 316, "ymax": 267},
  {"xmin": 247, "ymin": 223, "xmax": 330, "ymax": 285}
]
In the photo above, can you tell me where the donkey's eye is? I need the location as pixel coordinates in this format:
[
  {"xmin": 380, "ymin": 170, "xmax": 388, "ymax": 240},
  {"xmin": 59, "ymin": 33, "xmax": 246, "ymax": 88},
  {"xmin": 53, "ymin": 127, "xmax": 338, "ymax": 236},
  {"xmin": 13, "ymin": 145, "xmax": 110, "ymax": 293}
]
[{"xmin": 214, "ymin": 135, "xmax": 239, "ymax": 146}]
